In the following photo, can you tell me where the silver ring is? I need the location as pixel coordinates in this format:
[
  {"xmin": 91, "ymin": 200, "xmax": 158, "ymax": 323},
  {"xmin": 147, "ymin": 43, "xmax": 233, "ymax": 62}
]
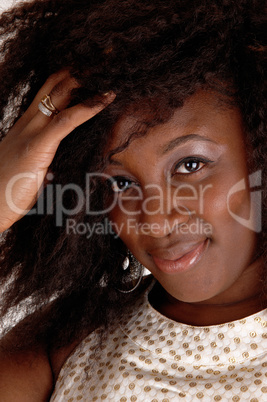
[
  {"xmin": 38, "ymin": 101, "xmax": 54, "ymax": 117},
  {"xmin": 38, "ymin": 94, "xmax": 59, "ymax": 118}
]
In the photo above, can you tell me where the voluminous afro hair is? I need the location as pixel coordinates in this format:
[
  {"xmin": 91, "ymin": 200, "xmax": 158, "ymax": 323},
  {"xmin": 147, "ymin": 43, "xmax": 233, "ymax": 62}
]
[{"xmin": 0, "ymin": 0, "xmax": 266, "ymax": 350}]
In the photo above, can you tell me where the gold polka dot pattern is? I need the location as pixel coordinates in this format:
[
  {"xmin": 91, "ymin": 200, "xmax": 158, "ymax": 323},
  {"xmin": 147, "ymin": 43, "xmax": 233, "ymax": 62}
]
[{"xmin": 51, "ymin": 289, "xmax": 267, "ymax": 401}]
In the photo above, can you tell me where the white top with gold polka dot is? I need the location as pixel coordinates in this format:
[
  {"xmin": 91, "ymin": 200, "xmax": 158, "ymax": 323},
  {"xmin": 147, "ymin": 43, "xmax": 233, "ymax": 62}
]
[{"xmin": 51, "ymin": 287, "xmax": 267, "ymax": 402}]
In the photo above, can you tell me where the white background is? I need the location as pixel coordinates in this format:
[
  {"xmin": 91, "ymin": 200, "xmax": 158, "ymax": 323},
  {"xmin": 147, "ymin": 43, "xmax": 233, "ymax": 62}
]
[{"xmin": 0, "ymin": 0, "xmax": 23, "ymax": 13}]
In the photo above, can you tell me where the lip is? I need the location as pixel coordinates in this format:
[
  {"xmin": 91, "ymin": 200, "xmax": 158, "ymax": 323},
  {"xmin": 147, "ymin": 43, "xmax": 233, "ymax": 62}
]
[{"xmin": 151, "ymin": 238, "xmax": 209, "ymax": 274}]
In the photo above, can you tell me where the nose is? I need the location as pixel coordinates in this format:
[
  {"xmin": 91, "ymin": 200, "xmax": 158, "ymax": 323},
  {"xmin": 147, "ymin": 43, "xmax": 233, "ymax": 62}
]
[{"xmin": 138, "ymin": 187, "xmax": 191, "ymax": 238}]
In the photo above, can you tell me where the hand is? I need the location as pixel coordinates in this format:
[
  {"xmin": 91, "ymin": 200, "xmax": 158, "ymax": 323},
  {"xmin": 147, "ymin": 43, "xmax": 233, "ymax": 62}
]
[{"xmin": 0, "ymin": 70, "xmax": 115, "ymax": 232}]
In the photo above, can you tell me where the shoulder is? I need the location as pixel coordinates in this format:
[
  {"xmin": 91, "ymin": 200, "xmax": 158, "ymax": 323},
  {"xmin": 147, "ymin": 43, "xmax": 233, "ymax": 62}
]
[
  {"xmin": 0, "ymin": 343, "xmax": 53, "ymax": 402},
  {"xmin": 52, "ymin": 280, "xmax": 155, "ymax": 382},
  {"xmin": 50, "ymin": 338, "xmax": 83, "ymax": 381},
  {"xmin": 0, "ymin": 327, "xmax": 83, "ymax": 401}
]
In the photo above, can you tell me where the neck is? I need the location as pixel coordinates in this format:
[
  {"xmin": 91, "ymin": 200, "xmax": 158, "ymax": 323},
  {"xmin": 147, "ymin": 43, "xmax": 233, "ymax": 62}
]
[{"xmin": 149, "ymin": 272, "xmax": 267, "ymax": 326}]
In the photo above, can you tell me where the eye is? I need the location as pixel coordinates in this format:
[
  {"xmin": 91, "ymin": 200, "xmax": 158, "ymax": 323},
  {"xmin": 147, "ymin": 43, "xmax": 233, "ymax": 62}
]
[
  {"xmin": 174, "ymin": 157, "xmax": 212, "ymax": 175},
  {"xmin": 110, "ymin": 177, "xmax": 134, "ymax": 193}
]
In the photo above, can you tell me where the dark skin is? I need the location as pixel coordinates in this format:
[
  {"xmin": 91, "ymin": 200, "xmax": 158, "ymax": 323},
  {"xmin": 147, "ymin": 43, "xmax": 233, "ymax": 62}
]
[
  {"xmin": 0, "ymin": 84, "xmax": 265, "ymax": 399},
  {"xmin": 0, "ymin": 328, "xmax": 79, "ymax": 401},
  {"xmin": 106, "ymin": 90, "xmax": 266, "ymax": 326}
]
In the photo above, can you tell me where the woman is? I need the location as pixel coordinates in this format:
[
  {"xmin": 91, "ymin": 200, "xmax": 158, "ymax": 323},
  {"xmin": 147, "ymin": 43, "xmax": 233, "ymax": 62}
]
[{"xmin": 0, "ymin": 0, "xmax": 266, "ymax": 400}]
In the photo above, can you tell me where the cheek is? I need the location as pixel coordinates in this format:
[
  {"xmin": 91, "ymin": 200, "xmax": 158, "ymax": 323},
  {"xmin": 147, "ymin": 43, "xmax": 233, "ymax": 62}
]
[
  {"xmin": 226, "ymin": 165, "xmax": 252, "ymax": 213},
  {"xmin": 202, "ymin": 178, "xmax": 256, "ymax": 258},
  {"xmin": 200, "ymin": 166, "xmax": 251, "ymax": 223},
  {"xmin": 109, "ymin": 207, "xmax": 137, "ymax": 247}
]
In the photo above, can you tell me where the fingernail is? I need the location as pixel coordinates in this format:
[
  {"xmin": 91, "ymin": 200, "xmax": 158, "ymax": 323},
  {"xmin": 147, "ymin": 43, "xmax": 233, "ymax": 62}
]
[
  {"xmin": 102, "ymin": 91, "xmax": 116, "ymax": 103},
  {"xmin": 103, "ymin": 91, "xmax": 114, "ymax": 97}
]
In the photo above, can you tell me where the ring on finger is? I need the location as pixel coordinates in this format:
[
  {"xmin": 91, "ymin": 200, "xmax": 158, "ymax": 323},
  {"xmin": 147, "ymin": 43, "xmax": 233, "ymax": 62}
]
[{"xmin": 38, "ymin": 94, "xmax": 59, "ymax": 117}]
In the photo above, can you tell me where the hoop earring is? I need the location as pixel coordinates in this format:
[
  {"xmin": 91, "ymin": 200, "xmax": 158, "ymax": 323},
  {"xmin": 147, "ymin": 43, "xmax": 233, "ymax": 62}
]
[{"xmin": 117, "ymin": 251, "xmax": 144, "ymax": 294}]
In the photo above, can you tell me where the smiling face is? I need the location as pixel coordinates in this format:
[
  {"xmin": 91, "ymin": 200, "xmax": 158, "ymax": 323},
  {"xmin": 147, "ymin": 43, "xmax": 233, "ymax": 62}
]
[{"xmin": 105, "ymin": 91, "xmax": 261, "ymax": 306}]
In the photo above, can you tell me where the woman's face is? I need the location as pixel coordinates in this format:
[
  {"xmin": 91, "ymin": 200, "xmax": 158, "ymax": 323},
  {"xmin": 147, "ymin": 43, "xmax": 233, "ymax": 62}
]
[{"xmin": 105, "ymin": 91, "xmax": 260, "ymax": 304}]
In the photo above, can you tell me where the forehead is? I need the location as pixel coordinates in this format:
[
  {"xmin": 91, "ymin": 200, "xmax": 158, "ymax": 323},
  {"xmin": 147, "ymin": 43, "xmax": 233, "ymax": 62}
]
[{"xmin": 107, "ymin": 90, "xmax": 243, "ymax": 153}]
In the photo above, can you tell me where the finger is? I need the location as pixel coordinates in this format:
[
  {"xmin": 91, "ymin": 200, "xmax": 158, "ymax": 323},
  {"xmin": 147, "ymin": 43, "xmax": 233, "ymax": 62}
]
[
  {"xmin": 23, "ymin": 70, "xmax": 71, "ymax": 119},
  {"xmin": 26, "ymin": 92, "xmax": 116, "ymax": 164},
  {"xmin": 13, "ymin": 75, "xmax": 80, "ymax": 140},
  {"xmin": 10, "ymin": 70, "xmax": 71, "ymax": 134}
]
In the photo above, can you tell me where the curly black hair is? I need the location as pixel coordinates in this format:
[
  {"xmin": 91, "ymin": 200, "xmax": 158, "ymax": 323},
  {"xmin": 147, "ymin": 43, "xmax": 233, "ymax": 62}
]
[{"xmin": 0, "ymin": 0, "xmax": 266, "ymax": 350}]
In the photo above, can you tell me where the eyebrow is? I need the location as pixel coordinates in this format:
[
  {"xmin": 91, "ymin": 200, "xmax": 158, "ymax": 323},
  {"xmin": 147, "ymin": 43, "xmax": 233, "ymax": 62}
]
[
  {"xmin": 108, "ymin": 133, "xmax": 216, "ymax": 166},
  {"xmin": 160, "ymin": 133, "xmax": 216, "ymax": 155}
]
